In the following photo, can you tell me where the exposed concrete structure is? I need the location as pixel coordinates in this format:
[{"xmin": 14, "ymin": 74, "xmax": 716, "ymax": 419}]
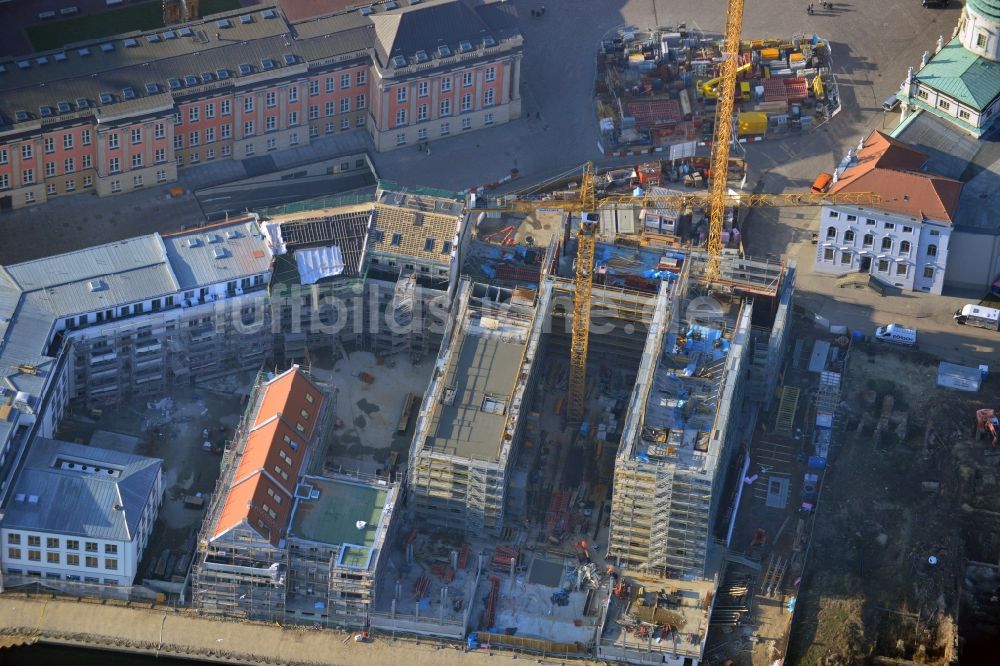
[
  {"xmin": 262, "ymin": 181, "xmax": 469, "ymax": 365},
  {"xmin": 597, "ymin": 254, "xmax": 792, "ymax": 665},
  {"xmin": 409, "ymin": 279, "xmax": 545, "ymax": 536}
]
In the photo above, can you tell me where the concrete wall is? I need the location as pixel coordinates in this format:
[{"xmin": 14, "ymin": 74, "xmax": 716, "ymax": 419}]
[{"xmin": 945, "ymin": 227, "xmax": 1000, "ymax": 292}]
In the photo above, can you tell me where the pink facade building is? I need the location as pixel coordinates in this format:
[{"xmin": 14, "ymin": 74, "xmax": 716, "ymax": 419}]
[{"xmin": 0, "ymin": 0, "xmax": 522, "ymax": 211}]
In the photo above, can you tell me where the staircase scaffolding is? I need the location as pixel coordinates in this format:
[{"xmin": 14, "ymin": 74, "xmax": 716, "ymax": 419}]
[
  {"xmin": 380, "ymin": 273, "xmax": 417, "ymax": 359},
  {"xmin": 774, "ymin": 386, "xmax": 800, "ymax": 436},
  {"xmin": 759, "ymin": 552, "xmax": 789, "ymax": 598},
  {"xmin": 466, "ymin": 463, "xmax": 488, "ymax": 536}
]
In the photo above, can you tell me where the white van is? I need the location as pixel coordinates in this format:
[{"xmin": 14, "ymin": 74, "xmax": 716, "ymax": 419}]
[
  {"xmin": 874, "ymin": 323, "xmax": 917, "ymax": 346},
  {"xmin": 954, "ymin": 303, "xmax": 1000, "ymax": 331}
]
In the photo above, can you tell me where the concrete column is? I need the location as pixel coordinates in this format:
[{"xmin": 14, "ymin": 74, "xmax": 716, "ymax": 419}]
[{"xmin": 510, "ymin": 55, "xmax": 522, "ymax": 101}]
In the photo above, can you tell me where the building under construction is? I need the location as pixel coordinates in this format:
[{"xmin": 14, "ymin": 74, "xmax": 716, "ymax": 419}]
[
  {"xmin": 261, "ymin": 182, "xmax": 470, "ymax": 366},
  {"xmin": 192, "ymin": 366, "xmax": 399, "ymax": 627},
  {"xmin": 404, "ymin": 201, "xmax": 795, "ymax": 662},
  {"xmin": 408, "ymin": 278, "xmax": 546, "ymax": 536}
]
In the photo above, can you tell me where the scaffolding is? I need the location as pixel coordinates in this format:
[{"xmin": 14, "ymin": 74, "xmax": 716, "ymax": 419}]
[
  {"xmin": 192, "ymin": 368, "xmax": 339, "ymax": 622},
  {"xmin": 610, "ymin": 276, "xmax": 755, "ymax": 579},
  {"xmin": 69, "ymin": 294, "xmax": 271, "ymax": 408},
  {"xmin": 409, "ymin": 281, "xmax": 545, "ymax": 537}
]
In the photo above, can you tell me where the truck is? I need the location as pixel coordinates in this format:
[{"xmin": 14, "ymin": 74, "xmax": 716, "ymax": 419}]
[
  {"xmin": 874, "ymin": 323, "xmax": 917, "ymax": 346},
  {"xmin": 954, "ymin": 303, "xmax": 1000, "ymax": 331}
]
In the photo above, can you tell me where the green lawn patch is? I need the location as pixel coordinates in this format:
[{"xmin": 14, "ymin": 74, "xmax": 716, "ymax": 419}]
[{"xmin": 26, "ymin": 0, "xmax": 242, "ymax": 53}]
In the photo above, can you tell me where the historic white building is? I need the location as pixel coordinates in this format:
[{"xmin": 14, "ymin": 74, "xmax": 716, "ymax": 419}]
[
  {"xmin": 897, "ymin": 0, "xmax": 1000, "ymax": 137},
  {"xmin": 814, "ymin": 131, "xmax": 962, "ymax": 294},
  {"xmin": 1, "ymin": 439, "xmax": 162, "ymax": 587}
]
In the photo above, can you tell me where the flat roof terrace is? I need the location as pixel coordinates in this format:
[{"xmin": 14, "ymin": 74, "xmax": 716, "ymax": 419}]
[
  {"xmin": 422, "ymin": 314, "xmax": 528, "ymax": 461},
  {"xmin": 289, "ymin": 475, "xmax": 389, "ymax": 551}
]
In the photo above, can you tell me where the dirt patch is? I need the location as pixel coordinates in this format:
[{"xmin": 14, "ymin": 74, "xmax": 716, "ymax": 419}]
[
  {"xmin": 356, "ymin": 398, "xmax": 380, "ymax": 415},
  {"xmin": 787, "ymin": 345, "xmax": 1000, "ymax": 665}
]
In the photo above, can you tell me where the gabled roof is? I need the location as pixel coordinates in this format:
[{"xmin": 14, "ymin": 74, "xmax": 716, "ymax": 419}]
[
  {"xmin": 829, "ymin": 131, "xmax": 964, "ymax": 224},
  {"xmin": 371, "ymin": 0, "xmax": 517, "ymax": 66},
  {"xmin": 2, "ymin": 438, "xmax": 161, "ymax": 542},
  {"xmin": 211, "ymin": 367, "xmax": 326, "ymax": 546},
  {"xmin": 914, "ymin": 36, "xmax": 1000, "ymax": 111}
]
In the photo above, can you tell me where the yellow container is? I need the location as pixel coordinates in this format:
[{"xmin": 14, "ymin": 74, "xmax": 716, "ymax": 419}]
[
  {"xmin": 737, "ymin": 112, "xmax": 768, "ymax": 136},
  {"xmin": 760, "ymin": 47, "xmax": 780, "ymax": 61}
]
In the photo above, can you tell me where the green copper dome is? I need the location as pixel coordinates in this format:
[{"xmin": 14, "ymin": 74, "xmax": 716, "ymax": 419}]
[{"xmin": 968, "ymin": 0, "xmax": 1000, "ymax": 22}]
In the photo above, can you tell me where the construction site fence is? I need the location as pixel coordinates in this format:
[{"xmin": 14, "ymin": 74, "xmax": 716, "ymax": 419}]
[
  {"xmin": 258, "ymin": 191, "xmax": 375, "ymax": 218},
  {"xmin": 376, "ymin": 179, "xmax": 465, "ymax": 202},
  {"xmin": 369, "ymin": 611, "xmax": 467, "ymax": 639},
  {"xmin": 0, "ymin": 575, "xmax": 165, "ymax": 604},
  {"xmin": 476, "ymin": 631, "xmax": 585, "ymax": 656}
]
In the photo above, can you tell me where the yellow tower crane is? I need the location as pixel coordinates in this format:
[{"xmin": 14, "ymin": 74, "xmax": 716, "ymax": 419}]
[
  {"xmin": 472, "ymin": 0, "xmax": 878, "ymax": 422},
  {"xmin": 706, "ymin": 0, "xmax": 747, "ymax": 282}
]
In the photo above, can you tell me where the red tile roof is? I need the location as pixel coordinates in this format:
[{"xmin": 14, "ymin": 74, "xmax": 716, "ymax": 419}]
[
  {"xmin": 212, "ymin": 367, "xmax": 326, "ymax": 546},
  {"xmin": 829, "ymin": 131, "xmax": 963, "ymax": 224}
]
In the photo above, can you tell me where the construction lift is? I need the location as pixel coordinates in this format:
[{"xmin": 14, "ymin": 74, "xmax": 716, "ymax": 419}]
[{"xmin": 471, "ymin": 0, "xmax": 878, "ymax": 423}]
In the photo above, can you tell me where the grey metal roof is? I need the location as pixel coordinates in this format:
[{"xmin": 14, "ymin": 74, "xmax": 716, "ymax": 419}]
[
  {"xmin": 5, "ymin": 235, "xmax": 167, "ymax": 293},
  {"xmin": 370, "ymin": 0, "xmax": 518, "ymax": 66},
  {"xmin": 2, "ymin": 438, "xmax": 161, "ymax": 542},
  {"xmin": 0, "ymin": 219, "xmax": 273, "ymax": 451},
  {"xmin": 424, "ymin": 320, "xmax": 525, "ymax": 460},
  {"xmin": 0, "ymin": 8, "xmax": 369, "ymax": 130},
  {"xmin": 162, "ymin": 219, "xmax": 274, "ymax": 290}
]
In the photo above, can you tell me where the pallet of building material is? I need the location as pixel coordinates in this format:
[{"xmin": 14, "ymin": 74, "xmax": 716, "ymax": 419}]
[
  {"xmin": 762, "ymin": 78, "xmax": 787, "ymax": 103},
  {"xmin": 492, "ymin": 545, "xmax": 520, "ymax": 568},
  {"xmin": 782, "ymin": 77, "xmax": 809, "ymax": 102},
  {"xmin": 625, "ymin": 99, "xmax": 681, "ymax": 129},
  {"xmin": 413, "ymin": 575, "xmax": 431, "ymax": 599},
  {"xmin": 430, "ymin": 563, "xmax": 455, "ymax": 584}
]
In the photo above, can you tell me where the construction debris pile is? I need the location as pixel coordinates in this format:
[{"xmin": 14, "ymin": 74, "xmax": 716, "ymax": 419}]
[{"xmin": 596, "ymin": 26, "xmax": 840, "ymax": 154}]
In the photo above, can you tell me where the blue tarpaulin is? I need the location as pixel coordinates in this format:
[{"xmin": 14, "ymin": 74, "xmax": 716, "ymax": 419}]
[{"xmin": 807, "ymin": 456, "xmax": 827, "ymax": 470}]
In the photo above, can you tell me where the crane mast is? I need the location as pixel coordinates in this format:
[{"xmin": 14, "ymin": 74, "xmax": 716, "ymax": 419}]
[
  {"xmin": 567, "ymin": 164, "xmax": 597, "ymax": 422},
  {"xmin": 706, "ymin": 0, "xmax": 747, "ymax": 282}
]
